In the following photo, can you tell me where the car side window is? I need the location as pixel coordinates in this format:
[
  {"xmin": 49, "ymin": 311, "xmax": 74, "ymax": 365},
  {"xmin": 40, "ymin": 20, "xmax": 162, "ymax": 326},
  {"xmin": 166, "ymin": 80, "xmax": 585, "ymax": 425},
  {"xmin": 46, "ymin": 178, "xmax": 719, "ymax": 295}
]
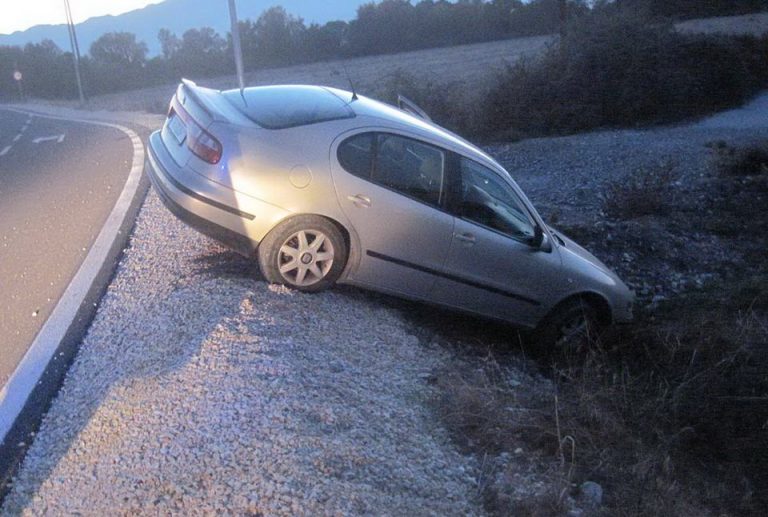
[
  {"xmin": 373, "ymin": 134, "xmax": 445, "ymax": 207},
  {"xmin": 457, "ymin": 158, "xmax": 535, "ymax": 241},
  {"xmin": 337, "ymin": 133, "xmax": 374, "ymax": 179}
]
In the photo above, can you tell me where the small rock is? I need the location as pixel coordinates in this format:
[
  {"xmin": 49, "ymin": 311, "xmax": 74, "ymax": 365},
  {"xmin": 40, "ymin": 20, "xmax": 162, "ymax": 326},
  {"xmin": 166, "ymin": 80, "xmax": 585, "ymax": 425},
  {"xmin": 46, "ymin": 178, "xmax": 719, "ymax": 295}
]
[{"xmin": 579, "ymin": 481, "xmax": 603, "ymax": 508}]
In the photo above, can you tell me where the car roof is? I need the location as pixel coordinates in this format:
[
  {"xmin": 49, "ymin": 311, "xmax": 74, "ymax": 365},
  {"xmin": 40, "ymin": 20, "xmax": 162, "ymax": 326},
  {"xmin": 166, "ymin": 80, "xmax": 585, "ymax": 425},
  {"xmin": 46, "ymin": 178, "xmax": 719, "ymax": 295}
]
[
  {"xmin": 326, "ymin": 87, "xmax": 500, "ymax": 167},
  {"xmin": 217, "ymin": 84, "xmax": 498, "ymax": 169}
]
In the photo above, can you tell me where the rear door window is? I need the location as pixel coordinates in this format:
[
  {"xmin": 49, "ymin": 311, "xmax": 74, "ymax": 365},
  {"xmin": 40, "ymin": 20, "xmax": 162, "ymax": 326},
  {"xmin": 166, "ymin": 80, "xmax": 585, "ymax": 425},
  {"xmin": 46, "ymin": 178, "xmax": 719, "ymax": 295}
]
[
  {"xmin": 373, "ymin": 134, "xmax": 445, "ymax": 207},
  {"xmin": 337, "ymin": 132, "xmax": 447, "ymax": 208}
]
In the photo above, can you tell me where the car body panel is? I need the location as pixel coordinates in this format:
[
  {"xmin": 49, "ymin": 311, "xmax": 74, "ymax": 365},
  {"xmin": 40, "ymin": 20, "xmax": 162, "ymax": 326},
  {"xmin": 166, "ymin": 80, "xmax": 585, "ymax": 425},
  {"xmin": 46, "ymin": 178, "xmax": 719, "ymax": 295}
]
[{"xmin": 430, "ymin": 218, "xmax": 563, "ymax": 328}]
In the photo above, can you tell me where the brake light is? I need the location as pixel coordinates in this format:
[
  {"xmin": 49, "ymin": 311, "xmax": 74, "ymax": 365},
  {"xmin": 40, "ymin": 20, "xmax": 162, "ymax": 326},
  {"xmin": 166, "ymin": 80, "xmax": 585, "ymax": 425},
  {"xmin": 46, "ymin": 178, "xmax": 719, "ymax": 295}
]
[
  {"xmin": 172, "ymin": 100, "xmax": 222, "ymax": 164},
  {"xmin": 187, "ymin": 123, "xmax": 222, "ymax": 164}
]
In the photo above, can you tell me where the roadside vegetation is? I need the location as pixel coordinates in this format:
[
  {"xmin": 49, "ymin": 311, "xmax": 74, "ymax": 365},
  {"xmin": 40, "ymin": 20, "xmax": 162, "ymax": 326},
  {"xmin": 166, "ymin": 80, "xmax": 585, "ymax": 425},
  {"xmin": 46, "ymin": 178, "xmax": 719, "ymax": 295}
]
[
  {"xmin": 382, "ymin": 9, "xmax": 768, "ymax": 139},
  {"xmin": 484, "ymin": 12, "xmax": 768, "ymax": 137}
]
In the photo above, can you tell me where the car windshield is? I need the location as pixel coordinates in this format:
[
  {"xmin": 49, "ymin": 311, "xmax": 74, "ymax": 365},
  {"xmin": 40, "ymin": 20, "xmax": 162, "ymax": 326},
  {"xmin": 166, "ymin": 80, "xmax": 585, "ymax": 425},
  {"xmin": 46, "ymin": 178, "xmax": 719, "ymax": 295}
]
[{"xmin": 223, "ymin": 85, "xmax": 355, "ymax": 129}]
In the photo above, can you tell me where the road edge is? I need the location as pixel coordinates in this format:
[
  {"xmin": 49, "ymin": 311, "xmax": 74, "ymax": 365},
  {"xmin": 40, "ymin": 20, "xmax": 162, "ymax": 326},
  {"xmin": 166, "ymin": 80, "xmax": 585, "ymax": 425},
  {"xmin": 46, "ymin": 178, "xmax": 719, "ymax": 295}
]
[{"xmin": 0, "ymin": 108, "xmax": 148, "ymax": 497}]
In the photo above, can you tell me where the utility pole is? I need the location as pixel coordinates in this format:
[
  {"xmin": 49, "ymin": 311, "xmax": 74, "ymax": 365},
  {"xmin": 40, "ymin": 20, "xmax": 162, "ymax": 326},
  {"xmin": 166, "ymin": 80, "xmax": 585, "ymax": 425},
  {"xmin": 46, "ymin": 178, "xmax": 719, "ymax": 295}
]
[
  {"xmin": 63, "ymin": 0, "xmax": 86, "ymax": 105},
  {"xmin": 227, "ymin": 0, "xmax": 246, "ymax": 91},
  {"xmin": 13, "ymin": 64, "xmax": 24, "ymax": 101}
]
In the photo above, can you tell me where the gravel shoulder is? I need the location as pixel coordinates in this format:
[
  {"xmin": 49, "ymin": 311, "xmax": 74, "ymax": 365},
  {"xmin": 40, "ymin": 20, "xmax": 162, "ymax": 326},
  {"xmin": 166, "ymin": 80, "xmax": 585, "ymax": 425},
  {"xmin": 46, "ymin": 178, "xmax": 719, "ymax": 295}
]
[{"xmin": 2, "ymin": 191, "xmax": 483, "ymax": 515}]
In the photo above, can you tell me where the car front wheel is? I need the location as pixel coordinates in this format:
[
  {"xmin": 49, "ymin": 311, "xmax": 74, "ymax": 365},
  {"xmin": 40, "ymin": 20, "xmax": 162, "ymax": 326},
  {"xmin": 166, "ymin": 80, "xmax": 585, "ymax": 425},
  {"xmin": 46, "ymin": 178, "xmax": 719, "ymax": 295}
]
[
  {"xmin": 258, "ymin": 216, "xmax": 347, "ymax": 292},
  {"xmin": 534, "ymin": 298, "xmax": 602, "ymax": 351}
]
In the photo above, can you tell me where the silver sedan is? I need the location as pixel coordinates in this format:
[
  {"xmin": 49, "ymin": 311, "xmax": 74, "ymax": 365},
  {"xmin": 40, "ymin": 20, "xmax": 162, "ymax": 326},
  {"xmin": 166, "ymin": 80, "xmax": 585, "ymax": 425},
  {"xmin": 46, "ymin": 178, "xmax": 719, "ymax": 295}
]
[{"xmin": 146, "ymin": 80, "xmax": 634, "ymax": 346}]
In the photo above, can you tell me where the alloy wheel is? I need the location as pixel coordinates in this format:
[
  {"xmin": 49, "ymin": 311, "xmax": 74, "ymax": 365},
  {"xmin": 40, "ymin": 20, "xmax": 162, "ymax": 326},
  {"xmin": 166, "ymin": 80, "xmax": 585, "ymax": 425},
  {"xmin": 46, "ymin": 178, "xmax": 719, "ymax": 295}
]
[{"xmin": 277, "ymin": 230, "xmax": 335, "ymax": 287}]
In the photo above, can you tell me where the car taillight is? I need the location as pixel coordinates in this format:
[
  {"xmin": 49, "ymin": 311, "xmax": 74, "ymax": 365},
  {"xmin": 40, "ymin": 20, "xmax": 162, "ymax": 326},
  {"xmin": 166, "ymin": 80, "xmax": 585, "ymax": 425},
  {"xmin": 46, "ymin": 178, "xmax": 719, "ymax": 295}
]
[
  {"xmin": 187, "ymin": 123, "xmax": 222, "ymax": 164},
  {"xmin": 172, "ymin": 100, "xmax": 223, "ymax": 164}
]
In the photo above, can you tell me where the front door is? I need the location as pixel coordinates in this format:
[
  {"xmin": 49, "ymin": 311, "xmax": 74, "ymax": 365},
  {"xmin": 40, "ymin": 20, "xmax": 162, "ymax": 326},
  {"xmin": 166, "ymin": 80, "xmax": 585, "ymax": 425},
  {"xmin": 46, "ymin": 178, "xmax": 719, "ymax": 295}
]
[{"xmin": 430, "ymin": 157, "xmax": 562, "ymax": 327}]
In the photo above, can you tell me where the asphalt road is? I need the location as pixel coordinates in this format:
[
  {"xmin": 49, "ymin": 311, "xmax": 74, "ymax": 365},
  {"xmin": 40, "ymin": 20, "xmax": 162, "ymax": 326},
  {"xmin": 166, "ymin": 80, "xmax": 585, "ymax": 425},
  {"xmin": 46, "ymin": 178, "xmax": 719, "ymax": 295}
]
[{"xmin": 0, "ymin": 108, "xmax": 133, "ymax": 388}]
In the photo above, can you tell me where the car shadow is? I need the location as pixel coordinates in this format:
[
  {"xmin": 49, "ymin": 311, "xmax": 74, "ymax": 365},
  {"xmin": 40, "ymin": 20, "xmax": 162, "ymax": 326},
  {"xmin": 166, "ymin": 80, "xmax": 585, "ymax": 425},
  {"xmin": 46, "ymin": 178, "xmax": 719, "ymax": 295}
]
[
  {"xmin": 191, "ymin": 248, "xmax": 262, "ymax": 280},
  {"xmin": 334, "ymin": 284, "xmax": 531, "ymax": 358}
]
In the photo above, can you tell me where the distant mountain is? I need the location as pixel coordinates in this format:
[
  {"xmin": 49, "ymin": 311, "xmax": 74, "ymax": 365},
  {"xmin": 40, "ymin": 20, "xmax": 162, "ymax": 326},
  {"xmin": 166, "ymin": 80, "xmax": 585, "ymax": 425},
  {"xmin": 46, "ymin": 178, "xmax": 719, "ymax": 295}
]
[{"xmin": 0, "ymin": 0, "xmax": 368, "ymax": 56}]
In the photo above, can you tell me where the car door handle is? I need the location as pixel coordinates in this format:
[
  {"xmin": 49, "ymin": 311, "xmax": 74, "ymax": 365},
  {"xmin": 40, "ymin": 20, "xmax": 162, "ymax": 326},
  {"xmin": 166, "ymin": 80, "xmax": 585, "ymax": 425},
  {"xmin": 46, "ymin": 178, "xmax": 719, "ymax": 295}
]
[
  {"xmin": 454, "ymin": 232, "xmax": 476, "ymax": 244},
  {"xmin": 347, "ymin": 194, "xmax": 371, "ymax": 208}
]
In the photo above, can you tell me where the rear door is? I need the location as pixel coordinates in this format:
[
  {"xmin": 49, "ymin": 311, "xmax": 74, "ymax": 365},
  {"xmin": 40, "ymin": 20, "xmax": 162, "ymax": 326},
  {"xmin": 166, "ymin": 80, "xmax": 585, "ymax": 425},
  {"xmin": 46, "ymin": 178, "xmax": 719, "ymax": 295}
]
[
  {"xmin": 330, "ymin": 131, "xmax": 454, "ymax": 299},
  {"xmin": 430, "ymin": 157, "xmax": 562, "ymax": 327}
]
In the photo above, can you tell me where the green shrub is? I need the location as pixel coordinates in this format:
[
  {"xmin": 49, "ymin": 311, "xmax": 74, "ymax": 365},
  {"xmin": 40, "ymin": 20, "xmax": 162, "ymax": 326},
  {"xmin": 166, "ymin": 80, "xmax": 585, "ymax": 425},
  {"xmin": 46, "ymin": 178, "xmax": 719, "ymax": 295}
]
[{"xmin": 484, "ymin": 13, "xmax": 768, "ymax": 137}]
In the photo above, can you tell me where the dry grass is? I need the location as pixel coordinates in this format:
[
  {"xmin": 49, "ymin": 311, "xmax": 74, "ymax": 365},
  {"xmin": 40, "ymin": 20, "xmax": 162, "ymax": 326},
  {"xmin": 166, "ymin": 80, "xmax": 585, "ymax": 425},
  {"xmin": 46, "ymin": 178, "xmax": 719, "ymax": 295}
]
[
  {"xmin": 711, "ymin": 140, "xmax": 768, "ymax": 176},
  {"xmin": 602, "ymin": 161, "xmax": 675, "ymax": 220},
  {"xmin": 436, "ymin": 285, "xmax": 768, "ymax": 515},
  {"xmin": 434, "ymin": 357, "xmax": 574, "ymax": 515}
]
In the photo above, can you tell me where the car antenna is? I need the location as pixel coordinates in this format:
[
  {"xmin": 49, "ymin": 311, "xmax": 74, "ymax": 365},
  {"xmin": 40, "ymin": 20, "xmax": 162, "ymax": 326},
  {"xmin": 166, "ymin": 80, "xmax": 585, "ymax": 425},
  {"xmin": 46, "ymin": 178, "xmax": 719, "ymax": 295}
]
[{"xmin": 343, "ymin": 65, "xmax": 358, "ymax": 102}]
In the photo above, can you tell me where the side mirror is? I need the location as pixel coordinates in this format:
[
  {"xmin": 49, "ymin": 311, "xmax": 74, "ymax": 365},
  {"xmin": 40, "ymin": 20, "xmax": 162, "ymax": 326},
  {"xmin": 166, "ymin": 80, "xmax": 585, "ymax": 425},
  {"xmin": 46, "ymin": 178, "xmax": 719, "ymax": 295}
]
[
  {"xmin": 531, "ymin": 225, "xmax": 544, "ymax": 248},
  {"xmin": 529, "ymin": 225, "xmax": 551, "ymax": 252}
]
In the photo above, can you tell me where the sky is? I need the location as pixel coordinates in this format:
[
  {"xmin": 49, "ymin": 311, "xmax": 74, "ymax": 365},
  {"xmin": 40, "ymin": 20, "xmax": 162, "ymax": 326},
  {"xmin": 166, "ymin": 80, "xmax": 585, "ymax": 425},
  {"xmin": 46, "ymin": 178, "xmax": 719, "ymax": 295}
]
[{"xmin": 0, "ymin": 0, "xmax": 164, "ymax": 35}]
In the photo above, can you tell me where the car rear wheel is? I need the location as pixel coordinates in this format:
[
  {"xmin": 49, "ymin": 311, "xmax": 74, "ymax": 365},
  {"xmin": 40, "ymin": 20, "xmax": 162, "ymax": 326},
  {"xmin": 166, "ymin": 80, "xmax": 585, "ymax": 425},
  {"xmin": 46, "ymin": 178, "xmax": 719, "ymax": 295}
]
[
  {"xmin": 258, "ymin": 216, "xmax": 347, "ymax": 292},
  {"xmin": 535, "ymin": 298, "xmax": 601, "ymax": 351}
]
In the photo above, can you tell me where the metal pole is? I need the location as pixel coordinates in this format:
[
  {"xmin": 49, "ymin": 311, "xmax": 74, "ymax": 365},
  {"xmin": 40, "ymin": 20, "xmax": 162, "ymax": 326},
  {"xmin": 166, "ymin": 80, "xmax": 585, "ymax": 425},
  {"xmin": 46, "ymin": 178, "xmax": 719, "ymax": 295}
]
[
  {"xmin": 227, "ymin": 0, "xmax": 245, "ymax": 91},
  {"xmin": 63, "ymin": 0, "xmax": 86, "ymax": 104},
  {"xmin": 13, "ymin": 63, "xmax": 24, "ymax": 101}
]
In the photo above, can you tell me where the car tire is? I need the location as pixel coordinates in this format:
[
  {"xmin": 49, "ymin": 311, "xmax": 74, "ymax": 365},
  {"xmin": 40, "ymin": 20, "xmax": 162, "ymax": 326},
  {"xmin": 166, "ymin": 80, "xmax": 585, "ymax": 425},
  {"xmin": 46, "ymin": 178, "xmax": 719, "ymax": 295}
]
[
  {"xmin": 534, "ymin": 298, "xmax": 601, "ymax": 351},
  {"xmin": 258, "ymin": 215, "xmax": 347, "ymax": 293}
]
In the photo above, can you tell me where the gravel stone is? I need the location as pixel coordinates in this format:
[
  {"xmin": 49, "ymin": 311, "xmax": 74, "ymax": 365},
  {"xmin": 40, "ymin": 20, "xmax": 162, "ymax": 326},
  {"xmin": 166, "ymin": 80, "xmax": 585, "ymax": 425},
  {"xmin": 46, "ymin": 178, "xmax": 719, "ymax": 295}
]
[{"xmin": 578, "ymin": 481, "xmax": 604, "ymax": 508}]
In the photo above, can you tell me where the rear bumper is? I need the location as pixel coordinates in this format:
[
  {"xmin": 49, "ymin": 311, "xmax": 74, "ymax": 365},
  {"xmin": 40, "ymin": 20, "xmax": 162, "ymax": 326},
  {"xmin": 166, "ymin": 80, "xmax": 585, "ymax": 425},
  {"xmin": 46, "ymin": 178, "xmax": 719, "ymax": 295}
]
[{"xmin": 146, "ymin": 131, "xmax": 258, "ymax": 256}]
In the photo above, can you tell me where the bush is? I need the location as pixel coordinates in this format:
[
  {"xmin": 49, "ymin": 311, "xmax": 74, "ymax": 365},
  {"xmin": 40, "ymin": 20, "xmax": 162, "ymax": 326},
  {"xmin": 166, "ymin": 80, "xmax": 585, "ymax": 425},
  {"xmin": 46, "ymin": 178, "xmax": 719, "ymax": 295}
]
[
  {"xmin": 602, "ymin": 161, "xmax": 674, "ymax": 220},
  {"xmin": 484, "ymin": 13, "xmax": 768, "ymax": 137},
  {"xmin": 713, "ymin": 140, "xmax": 768, "ymax": 176},
  {"xmin": 371, "ymin": 68, "xmax": 480, "ymax": 136},
  {"xmin": 636, "ymin": 0, "xmax": 768, "ymax": 20}
]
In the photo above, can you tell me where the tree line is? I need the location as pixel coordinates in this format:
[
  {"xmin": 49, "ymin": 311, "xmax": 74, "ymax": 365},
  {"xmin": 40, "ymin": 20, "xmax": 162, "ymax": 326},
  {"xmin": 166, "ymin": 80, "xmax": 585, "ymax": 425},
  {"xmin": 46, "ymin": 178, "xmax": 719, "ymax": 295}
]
[{"xmin": 0, "ymin": 0, "xmax": 765, "ymax": 101}]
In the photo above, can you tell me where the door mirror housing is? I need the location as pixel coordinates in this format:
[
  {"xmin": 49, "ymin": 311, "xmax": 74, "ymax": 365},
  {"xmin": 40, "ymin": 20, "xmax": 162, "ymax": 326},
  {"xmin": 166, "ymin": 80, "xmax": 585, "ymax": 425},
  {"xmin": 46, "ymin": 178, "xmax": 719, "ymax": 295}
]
[{"xmin": 529, "ymin": 225, "xmax": 551, "ymax": 252}]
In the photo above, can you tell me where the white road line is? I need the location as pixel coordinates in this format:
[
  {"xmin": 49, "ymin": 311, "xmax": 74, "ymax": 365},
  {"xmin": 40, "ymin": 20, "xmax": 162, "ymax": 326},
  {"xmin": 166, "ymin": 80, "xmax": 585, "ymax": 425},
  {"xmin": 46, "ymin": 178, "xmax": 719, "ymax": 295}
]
[
  {"xmin": 21, "ymin": 125, "xmax": 28, "ymax": 133},
  {"xmin": 32, "ymin": 134, "xmax": 66, "ymax": 144},
  {"xmin": 13, "ymin": 133, "xmax": 22, "ymax": 142},
  {"xmin": 0, "ymin": 145, "xmax": 10, "ymax": 157},
  {"xmin": 0, "ymin": 108, "xmax": 145, "ymax": 448}
]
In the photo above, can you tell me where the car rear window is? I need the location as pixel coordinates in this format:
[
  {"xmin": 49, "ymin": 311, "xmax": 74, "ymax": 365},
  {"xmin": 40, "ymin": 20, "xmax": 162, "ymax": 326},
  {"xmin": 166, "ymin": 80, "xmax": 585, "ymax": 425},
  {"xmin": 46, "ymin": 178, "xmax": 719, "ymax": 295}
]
[{"xmin": 223, "ymin": 85, "xmax": 355, "ymax": 129}]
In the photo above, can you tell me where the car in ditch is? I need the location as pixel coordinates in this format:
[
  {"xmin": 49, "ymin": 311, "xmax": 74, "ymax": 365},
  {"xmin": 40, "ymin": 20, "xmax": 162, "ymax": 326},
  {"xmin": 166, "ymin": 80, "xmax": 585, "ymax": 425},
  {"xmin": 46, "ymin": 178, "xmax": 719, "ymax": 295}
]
[{"xmin": 146, "ymin": 80, "xmax": 634, "ymax": 346}]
